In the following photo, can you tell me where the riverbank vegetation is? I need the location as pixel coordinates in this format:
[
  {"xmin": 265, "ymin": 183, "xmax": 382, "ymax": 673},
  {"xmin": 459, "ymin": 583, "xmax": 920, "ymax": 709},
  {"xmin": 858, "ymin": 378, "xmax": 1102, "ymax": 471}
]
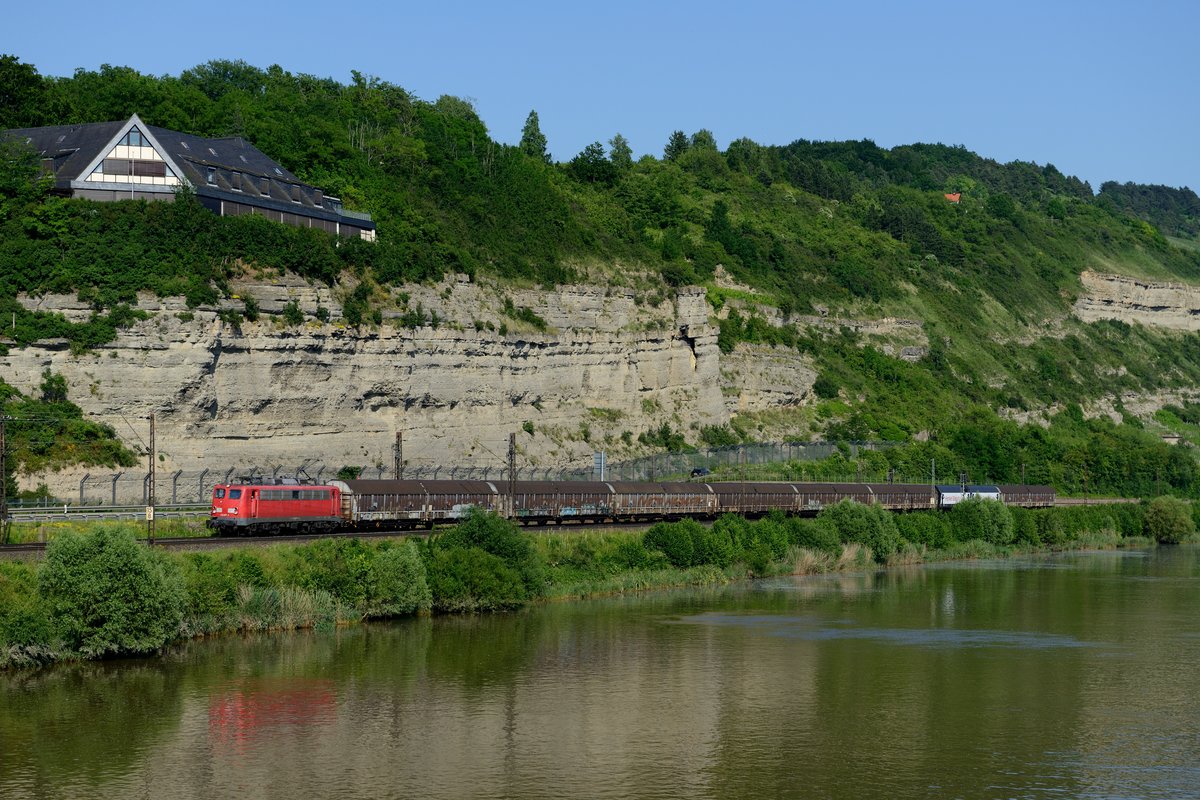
[{"xmin": 3, "ymin": 503, "xmax": 1194, "ymax": 670}]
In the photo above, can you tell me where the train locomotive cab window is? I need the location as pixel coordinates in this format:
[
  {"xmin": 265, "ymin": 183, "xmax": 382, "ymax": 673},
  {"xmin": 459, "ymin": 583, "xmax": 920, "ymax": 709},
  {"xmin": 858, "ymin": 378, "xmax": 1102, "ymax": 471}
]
[
  {"xmin": 228, "ymin": 489, "xmax": 243, "ymax": 500},
  {"xmin": 215, "ymin": 488, "xmax": 226, "ymax": 499}
]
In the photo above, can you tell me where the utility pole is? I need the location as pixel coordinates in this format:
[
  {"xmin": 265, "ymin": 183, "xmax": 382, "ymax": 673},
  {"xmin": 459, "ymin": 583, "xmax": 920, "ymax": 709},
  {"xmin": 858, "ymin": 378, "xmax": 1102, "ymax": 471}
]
[
  {"xmin": 147, "ymin": 413, "xmax": 156, "ymax": 545},
  {"xmin": 1, "ymin": 416, "xmax": 8, "ymax": 545},
  {"xmin": 507, "ymin": 432, "xmax": 517, "ymax": 520},
  {"xmin": 394, "ymin": 431, "xmax": 403, "ymax": 479}
]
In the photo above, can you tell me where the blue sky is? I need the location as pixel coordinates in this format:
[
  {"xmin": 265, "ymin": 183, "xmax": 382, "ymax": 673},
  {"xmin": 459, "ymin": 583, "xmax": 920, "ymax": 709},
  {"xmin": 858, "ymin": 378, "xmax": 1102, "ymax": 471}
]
[{"xmin": 4, "ymin": 0, "xmax": 1197, "ymax": 191}]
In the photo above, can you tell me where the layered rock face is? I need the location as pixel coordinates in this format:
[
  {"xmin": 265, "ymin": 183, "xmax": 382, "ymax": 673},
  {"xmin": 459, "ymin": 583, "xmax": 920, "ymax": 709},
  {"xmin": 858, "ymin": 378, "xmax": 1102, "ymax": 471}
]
[
  {"xmin": 1074, "ymin": 270, "xmax": 1200, "ymax": 330},
  {"xmin": 5, "ymin": 281, "xmax": 788, "ymax": 495},
  {"xmin": 10, "ymin": 266, "xmax": 1200, "ymax": 498}
]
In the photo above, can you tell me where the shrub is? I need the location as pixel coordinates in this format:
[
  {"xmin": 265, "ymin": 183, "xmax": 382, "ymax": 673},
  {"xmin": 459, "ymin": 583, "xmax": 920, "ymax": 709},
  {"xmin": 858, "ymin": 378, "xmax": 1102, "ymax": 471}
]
[
  {"xmin": 786, "ymin": 517, "xmax": 841, "ymax": 553},
  {"xmin": 179, "ymin": 552, "xmax": 238, "ymax": 621},
  {"xmin": 365, "ymin": 540, "xmax": 431, "ymax": 617},
  {"xmin": 951, "ymin": 498, "xmax": 1015, "ymax": 545},
  {"xmin": 282, "ymin": 299, "xmax": 304, "ymax": 326},
  {"xmin": 611, "ymin": 537, "xmax": 665, "ymax": 570},
  {"xmin": 1144, "ymin": 496, "xmax": 1195, "ymax": 544},
  {"xmin": 818, "ymin": 500, "xmax": 900, "ymax": 563},
  {"xmin": 0, "ymin": 561, "xmax": 54, "ymax": 653},
  {"xmin": 425, "ymin": 546, "xmax": 528, "ymax": 612},
  {"xmin": 1010, "ymin": 507, "xmax": 1041, "ymax": 545},
  {"xmin": 1037, "ymin": 511, "xmax": 1066, "ymax": 546},
  {"xmin": 286, "ymin": 537, "xmax": 371, "ymax": 607},
  {"xmin": 748, "ymin": 515, "xmax": 790, "ymax": 561},
  {"xmin": 693, "ymin": 520, "xmax": 736, "ymax": 568},
  {"xmin": 227, "ymin": 550, "xmax": 271, "ymax": 588},
  {"xmin": 37, "ymin": 526, "xmax": 183, "ymax": 657},
  {"xmin": 895, "ymin": 512, "xmax": 953, "ymax": 549},
  {"xmin": 643, "ymin": 520, "xmax": 697, "ymax": 567},
  {"xmin": 434, "ymin": 512, "xmax": 545, "ymax": 598}
]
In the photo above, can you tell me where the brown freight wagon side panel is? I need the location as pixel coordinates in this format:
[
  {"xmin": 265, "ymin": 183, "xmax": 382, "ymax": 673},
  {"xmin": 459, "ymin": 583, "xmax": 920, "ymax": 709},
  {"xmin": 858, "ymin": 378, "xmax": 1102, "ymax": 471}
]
[
  {"xmin": 608, "ymin": 482, "xmax": 715, "ymax": 517},
  {"xmin": 511, "ymin": 481, "xmax": 614, "ymax": 520},
  {"xmin": 706, "ymin": 482, "xmax": 799, "ymax": 516}
]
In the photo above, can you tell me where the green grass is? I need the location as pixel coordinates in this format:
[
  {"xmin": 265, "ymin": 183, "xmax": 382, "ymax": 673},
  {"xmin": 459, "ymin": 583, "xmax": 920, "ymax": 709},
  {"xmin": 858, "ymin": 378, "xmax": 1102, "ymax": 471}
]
[{"xmin": 4, "ymin": 518, "xmax": 209, "ymax": 545}]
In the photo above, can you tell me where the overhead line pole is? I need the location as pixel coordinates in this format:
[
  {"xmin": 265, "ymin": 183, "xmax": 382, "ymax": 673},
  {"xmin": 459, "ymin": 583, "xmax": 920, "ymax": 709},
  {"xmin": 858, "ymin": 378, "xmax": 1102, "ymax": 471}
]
[
  {"xmin": 147, "ymin": 413, "xmax": 156, "ymax": 545},
  {"xmin": 1, "ymin": 416, "xmax": 8, "ymax": 545},
  {"xmin": 508, "ymin": 432, "xmax": 516, "ymax": 520},
  {"xmin": 395, "ymin": 431, "xmax": 403, "ymax": 479}
]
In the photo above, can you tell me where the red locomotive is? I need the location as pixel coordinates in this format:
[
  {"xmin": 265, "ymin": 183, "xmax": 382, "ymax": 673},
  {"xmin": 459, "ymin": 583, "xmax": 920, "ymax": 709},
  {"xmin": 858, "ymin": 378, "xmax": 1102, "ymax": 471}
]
[{"xmin": 209, "ymin": 481, "xmax": 342, "ymax": 534}]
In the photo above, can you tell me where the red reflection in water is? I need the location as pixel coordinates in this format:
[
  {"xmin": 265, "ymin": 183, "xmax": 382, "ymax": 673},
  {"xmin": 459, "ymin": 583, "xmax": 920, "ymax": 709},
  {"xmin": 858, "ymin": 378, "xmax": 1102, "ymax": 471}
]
[{"xmin": 208, "ymin": 679, "xmax": 337, "ymax": 746}]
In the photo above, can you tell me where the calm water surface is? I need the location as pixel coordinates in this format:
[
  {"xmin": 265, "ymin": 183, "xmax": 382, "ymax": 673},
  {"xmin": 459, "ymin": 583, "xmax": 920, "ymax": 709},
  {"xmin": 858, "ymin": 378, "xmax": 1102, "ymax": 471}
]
[{"xmin": 3, "ymin": 547, "xmax": 1199, "ymax": 799}]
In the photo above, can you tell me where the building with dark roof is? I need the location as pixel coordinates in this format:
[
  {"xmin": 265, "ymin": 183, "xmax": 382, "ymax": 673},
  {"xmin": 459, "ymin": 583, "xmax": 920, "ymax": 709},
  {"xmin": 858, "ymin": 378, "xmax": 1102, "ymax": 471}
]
[{"xmin": 3, "ymin": 114, "xmax": 375, "ymax": 240}]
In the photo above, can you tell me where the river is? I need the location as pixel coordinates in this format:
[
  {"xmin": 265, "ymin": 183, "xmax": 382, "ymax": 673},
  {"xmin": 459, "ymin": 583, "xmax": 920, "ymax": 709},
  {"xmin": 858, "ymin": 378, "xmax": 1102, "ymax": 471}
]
[{"xmin": 2, "ymin": 546, "xmax": 1198, "ymax": 799}]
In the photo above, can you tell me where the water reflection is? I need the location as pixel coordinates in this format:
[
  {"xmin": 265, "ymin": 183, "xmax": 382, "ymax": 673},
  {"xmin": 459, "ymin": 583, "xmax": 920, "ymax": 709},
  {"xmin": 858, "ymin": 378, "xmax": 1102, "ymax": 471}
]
[
  {"xmin": 1, "ymin": 546, "xmax": 1198, "ymax": 799},
  {"xmin": 208, "ymin": 678, "xmax": 337, "ymax": 747}
]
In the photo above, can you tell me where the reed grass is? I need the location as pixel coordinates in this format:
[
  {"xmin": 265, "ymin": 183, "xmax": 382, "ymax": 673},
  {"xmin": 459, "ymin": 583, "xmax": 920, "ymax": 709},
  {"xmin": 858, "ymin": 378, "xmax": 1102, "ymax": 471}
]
[{"xmin": 835, "ymin": 543, "xmax": 873, "ymax": 570}]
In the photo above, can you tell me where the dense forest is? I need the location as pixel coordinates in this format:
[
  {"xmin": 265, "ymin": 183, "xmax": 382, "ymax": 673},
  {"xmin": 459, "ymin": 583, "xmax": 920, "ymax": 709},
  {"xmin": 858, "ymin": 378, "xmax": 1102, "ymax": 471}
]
[
  {"xmin": 2, "ymin": 54, "xmax": 1200, "ymax": 497},
  {"xmin": 1097, "ymin": 181, "xmax": 1200, "ymax": 240}
]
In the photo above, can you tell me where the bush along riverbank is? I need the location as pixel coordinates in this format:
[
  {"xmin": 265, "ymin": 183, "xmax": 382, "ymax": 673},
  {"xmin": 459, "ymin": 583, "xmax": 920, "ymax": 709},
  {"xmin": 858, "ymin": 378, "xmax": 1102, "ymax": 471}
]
[{"xmin": 2, "ymin": 499, "xmax": 1196, "ymax": 670}]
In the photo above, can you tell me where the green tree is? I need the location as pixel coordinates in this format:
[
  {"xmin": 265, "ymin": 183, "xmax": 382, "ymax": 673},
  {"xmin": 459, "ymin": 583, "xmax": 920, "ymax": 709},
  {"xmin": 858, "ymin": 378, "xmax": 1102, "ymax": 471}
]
[
  {"xmin": 663, "ymin": 130, "xmax": 689, "ymax": 162},
  {"xmin": 364, "ymin": 542, "xmax": 432, "ymax": 618},
  {"xmin": 282, "ymin": 299, "xmax": 304, "ymax": 325},
  {"xmin": 608, "ymin": 133, "xmax": 633, "ymax": 172},
  {"xmin": 519, "ymin": 109, "xmax": 550, "ymax": 163},
  {"xmin": 37, "ymin": 526, "xmax": 183, "ymax": 657},
  {"xmin": 0, "ymin": 55, "xmax": 53, "ymax": 128},
  {"xmin": 568, "ymin": 141, "xmax": 615, "ymax": 185},
  {"xmin": 0, "ymin": 137, "xmax": 49, "ymax": 218},
  {"xmin": 39, "ymin": 369, "xmax": 68, "ymax": 403},
  {"xmin": 818, "ymin": 500, "xmax": 901, "ymax": 562},
  {"xmin": 951, "ymin": 498, "xmax": 1015, "ymax": 545},
  {"xmin": 986, "ymin": 192, "xmax": 1018, "ymax": 222},
  {"xmin": 1144, "ymin": 496, "xmax": 1195, "ymax": 544},
  {"xmin": 689, "ymin": 129, "xmax": 718, "ymax": 151}
]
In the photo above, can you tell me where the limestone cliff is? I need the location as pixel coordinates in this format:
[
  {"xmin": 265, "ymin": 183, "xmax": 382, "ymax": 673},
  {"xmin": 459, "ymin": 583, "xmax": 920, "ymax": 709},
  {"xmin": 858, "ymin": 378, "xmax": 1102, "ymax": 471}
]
[
  {"xmin": 1073, "ymin": 270, "xmax": 1200, "ymax": 330},
  {"xmin": 4, "ymin": 278, "xmax": 816, "ymax": 495},
  {"xmin": 7, "ymin": 266, "xmax": 1199, "ymax": 498}
]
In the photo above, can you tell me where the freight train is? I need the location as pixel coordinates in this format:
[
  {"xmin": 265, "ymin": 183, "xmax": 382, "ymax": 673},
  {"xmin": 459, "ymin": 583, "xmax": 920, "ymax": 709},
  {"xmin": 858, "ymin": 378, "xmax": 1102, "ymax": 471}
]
[{"xmin": 207, "ymin": 478, "xmax": 1055, "ymax": 535}]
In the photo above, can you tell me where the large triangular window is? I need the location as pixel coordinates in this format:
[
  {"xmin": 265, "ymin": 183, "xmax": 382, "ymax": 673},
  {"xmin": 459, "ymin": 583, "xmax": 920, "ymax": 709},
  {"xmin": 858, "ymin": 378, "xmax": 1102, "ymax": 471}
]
[{"xmin": 85, "ymin": 126, "xmax": 180, "ymax": 186}]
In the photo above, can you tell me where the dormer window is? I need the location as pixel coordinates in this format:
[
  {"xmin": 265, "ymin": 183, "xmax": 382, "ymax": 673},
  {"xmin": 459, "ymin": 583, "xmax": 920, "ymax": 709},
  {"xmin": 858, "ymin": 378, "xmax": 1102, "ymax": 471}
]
[
  {"xmin": 207, "ymin": 167, "xmax": 216, "ymax": 185},
  {"xmin": 261, "ymin": 177, "xmax": 270, "ymax": 196},
  {"xmin": 232, "ymin": 172, "xmax": 242, "ymax": 191}
]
